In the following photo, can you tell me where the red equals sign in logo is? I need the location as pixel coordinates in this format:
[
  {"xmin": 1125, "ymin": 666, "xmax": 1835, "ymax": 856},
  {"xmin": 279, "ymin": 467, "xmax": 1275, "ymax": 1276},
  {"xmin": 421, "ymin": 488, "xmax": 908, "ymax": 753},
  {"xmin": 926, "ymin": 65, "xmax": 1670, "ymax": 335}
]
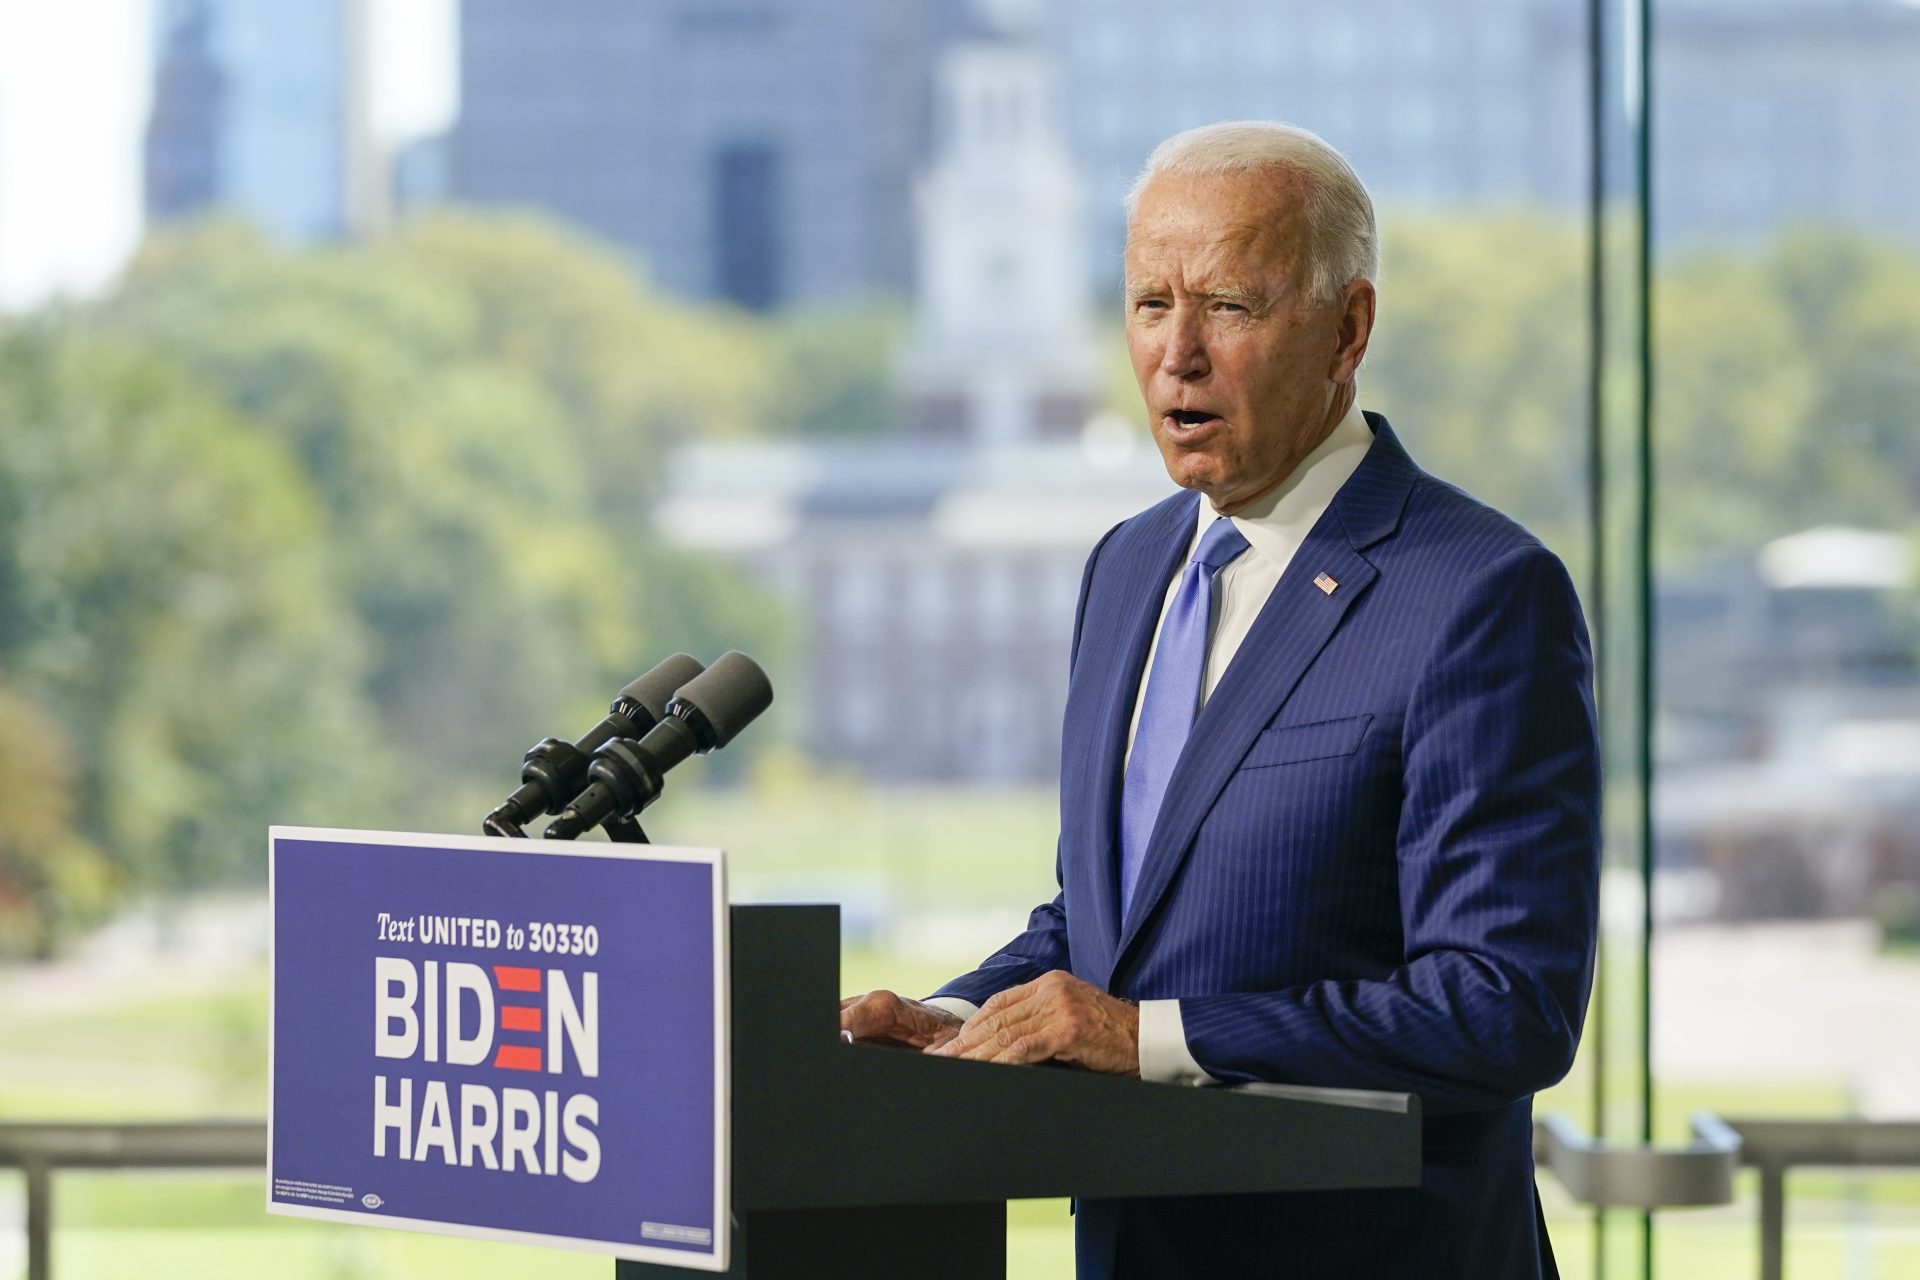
[{"xmin": 492, "ymin": 965, "xmax": 543, "ymax": 1071}]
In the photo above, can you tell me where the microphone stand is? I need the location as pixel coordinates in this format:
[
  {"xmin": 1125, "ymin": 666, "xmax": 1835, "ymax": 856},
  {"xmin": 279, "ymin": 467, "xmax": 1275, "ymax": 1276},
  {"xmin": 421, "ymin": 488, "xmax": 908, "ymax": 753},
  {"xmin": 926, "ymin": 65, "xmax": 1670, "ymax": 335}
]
[
  {"xmin": 483, "ymin": 809, "xmax": 649, "ymax": 844},
  {"xmin": 601, "ymin": 816, "xmax": 649, "ymax": 844}
]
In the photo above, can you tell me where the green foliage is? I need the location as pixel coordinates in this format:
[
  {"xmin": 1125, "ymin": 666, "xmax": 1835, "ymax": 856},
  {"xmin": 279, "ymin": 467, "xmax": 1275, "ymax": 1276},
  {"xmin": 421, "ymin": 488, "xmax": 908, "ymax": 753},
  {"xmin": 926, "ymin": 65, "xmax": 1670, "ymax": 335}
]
[
  {"xmin": 0, "ymin": 678, "xmax": 111, "ymax": 956},
  {"xmin": 0, "ymin": 326, "xmax": 389, "ymax": 897},
  {"xmin": 369, "ymin": 213, "xmax": 785, "ymax": 479},
  {"xmin": 1366, "ymin": 211, "xmax": 1592, "ymax": 553},
  {"xmin": 1361, "ymin": 214, "xmax": 1920, "ymax": 565},
  {"xmin": 1656, "ymin": 229, "xmax": 1920, "ymax": 555},
  {"xmin": 0, "ymin": 212, "xmax": 791, "ymax": 946},
  {"xmin": 765, "ymin": 298, "xmax": 907, "ymax": 437},
  {"xmin": 95, "ymin": 213, "xmax": 788, "ymax": 795}
]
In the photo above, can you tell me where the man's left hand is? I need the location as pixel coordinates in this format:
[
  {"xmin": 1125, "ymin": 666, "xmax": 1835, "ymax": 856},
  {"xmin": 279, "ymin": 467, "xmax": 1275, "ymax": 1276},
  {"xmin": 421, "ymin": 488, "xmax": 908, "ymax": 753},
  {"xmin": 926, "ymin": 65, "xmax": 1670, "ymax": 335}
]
[{"xmin": 927, "ymin": 970, "xmax": 1140, "ymax": 1076}]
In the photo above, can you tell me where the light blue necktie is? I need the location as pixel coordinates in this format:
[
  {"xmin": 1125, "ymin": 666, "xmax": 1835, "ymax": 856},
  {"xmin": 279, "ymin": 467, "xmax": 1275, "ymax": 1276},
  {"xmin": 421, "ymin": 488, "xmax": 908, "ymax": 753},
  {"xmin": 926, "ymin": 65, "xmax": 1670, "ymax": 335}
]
[{"xmin": 1118, "ymin": 516, "xmax": 1251, "ymax": 919}]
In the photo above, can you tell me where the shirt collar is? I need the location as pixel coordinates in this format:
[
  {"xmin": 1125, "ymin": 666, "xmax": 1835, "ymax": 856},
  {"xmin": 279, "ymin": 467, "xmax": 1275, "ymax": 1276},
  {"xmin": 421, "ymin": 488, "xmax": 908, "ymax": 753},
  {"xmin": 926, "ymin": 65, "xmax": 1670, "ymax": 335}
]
[{"xmin": 1194, "ymin": 398, "xmax": 1376, "ymax": 566}]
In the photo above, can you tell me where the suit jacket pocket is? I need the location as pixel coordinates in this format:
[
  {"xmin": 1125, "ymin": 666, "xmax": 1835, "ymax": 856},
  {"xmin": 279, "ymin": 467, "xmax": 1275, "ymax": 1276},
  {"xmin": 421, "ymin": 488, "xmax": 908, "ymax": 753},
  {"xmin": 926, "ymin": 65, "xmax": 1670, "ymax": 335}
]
[{"xmin": 1238, "ymin": 713, "xmax": 1374, "ymax": 769}]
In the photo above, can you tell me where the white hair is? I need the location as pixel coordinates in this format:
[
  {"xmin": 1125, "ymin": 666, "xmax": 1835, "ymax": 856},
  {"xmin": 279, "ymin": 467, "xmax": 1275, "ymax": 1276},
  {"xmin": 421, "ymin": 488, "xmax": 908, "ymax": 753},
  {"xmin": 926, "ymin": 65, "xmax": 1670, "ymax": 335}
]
[{"xmin": 1124, "ymin": 121, "xmax": 1380, "ymax": 305}]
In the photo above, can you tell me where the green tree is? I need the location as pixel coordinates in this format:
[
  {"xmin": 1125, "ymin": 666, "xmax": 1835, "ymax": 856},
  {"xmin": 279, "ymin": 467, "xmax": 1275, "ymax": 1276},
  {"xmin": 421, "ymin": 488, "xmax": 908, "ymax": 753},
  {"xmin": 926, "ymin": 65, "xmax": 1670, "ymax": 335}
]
[
  {"xmin": 0, "ymin": 678, "xmax": 111, "ymax": 957},
  {"xmin": 95, "ymin": 220, "xmax": 787, "ymax": 790},
  {"xmin": 93, "ymin": 215, "xmax": 785, "ymax": 830},
  {"xmin": 1366, "ymin": 212, "xmax": 1592, "ymax": 556},
  {"xmin": 1759, "ymin": 230, "xmax": 1920, "ymax": 534},
  {"xmin": 0, "ymin": 325, "xmax": 389, "ymax": 897},
  {"xmin": 766, "ymin": 299, "xmax": 906, "ymax": 438},
  {"xmin": 0, "ymin": 212, "xmax": 794, "ymax": 941}
]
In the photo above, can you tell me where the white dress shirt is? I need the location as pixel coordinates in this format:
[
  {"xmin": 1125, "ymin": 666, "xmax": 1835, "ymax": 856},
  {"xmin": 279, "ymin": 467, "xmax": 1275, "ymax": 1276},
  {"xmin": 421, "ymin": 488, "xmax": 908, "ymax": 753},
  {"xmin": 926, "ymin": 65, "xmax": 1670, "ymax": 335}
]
[{"xmin": 930, "ymin": 403, "xmax": 1376, "ymax": 1084}]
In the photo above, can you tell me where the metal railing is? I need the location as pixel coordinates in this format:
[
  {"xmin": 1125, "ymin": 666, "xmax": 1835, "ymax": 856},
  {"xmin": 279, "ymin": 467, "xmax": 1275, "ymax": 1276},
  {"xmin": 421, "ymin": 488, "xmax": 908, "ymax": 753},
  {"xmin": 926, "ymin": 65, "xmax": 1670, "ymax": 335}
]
[
  {"xmin": 5, "ymin": 1116, "xmax": 1918, "ymax": 1278},
  {"xmin": 1535, "ymin": 1111, "xmax": 1744, "ymax": 1209},
  {"xmin": 0, "ymin": 1121, "xmax": 266, "ymax": 1280},
  {"xmin": 1535, "ymin": 1113, "xmax": 1920, "ymax": 1280}
]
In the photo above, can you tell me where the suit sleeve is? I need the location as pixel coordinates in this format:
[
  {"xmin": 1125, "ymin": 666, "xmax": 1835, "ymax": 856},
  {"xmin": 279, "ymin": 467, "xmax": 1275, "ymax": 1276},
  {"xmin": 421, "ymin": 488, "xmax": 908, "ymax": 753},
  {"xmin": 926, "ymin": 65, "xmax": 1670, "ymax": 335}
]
[
  {"xmin": 1178, "ymin": 542, "xmax": 1601, "ymax": 1113},
  {"xmin": 925, "ymin": 520, "xmax": 1124, "ymax": 1007}
]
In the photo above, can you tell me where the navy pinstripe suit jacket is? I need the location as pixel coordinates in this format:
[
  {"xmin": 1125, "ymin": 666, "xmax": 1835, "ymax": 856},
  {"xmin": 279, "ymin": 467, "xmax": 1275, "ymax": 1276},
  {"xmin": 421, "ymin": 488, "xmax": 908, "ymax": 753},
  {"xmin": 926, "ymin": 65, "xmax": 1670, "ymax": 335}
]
[{"xmin": 934, "ymin": 414, "xmax": 1600, "ymax": 1279}]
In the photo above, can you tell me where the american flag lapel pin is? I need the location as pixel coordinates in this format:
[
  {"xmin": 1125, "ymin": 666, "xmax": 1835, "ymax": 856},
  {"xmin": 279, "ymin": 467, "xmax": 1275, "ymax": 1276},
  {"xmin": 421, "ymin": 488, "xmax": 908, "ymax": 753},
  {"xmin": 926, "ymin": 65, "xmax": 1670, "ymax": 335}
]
[{"xmin": 1313, "ymin": 572, "xmax": 1338, "ymax": 595}]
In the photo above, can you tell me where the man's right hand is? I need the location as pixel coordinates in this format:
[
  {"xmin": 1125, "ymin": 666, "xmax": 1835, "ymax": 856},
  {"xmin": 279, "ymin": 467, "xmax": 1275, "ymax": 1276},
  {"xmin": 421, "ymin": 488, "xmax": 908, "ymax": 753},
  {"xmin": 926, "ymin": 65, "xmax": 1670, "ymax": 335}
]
[{"xmin": 839, "ymin": 989, "xmax": 965, "ymax": 1050}]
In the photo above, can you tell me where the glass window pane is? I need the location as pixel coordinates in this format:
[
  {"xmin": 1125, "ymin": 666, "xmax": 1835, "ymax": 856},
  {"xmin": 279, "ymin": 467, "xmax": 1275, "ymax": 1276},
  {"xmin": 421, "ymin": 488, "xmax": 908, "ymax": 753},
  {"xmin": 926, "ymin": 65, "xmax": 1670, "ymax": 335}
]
[{"xmin": 1651, "ymin": 0, "xmax": 1920, "ymax": 1272}]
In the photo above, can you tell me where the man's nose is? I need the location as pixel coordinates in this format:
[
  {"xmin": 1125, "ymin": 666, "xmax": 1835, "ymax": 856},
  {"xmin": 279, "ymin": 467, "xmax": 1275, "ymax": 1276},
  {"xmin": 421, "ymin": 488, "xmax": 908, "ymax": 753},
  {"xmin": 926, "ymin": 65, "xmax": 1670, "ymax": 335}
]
[{"xmin": 1159, "ymin": 310, "xmax": 1209, "ymax": 380}]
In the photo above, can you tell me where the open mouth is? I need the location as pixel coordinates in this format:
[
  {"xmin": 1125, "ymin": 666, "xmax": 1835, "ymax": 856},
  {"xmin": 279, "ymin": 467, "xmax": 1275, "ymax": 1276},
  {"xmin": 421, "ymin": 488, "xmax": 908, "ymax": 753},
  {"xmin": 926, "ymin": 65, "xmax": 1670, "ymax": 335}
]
[{"xmin": 1164, "ymin": 409, "xmax": 1222, "ymax": 434}]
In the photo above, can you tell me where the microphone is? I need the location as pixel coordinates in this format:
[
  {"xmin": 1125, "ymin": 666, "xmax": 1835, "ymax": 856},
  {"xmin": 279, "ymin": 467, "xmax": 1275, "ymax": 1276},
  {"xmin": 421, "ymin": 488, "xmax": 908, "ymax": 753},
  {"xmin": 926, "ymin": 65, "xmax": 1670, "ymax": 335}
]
[
  {"xmin": 483, "ymin": 654, "xmax": 706, "ymax": 837},
  {"xmin": 544, "ymin": 651, "xmax": 773, "ymax": 840}
]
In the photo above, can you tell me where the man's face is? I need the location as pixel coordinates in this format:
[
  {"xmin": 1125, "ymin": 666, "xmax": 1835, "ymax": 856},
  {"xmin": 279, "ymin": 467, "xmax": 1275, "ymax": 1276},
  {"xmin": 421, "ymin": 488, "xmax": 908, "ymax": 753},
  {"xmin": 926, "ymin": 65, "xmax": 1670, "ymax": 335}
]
[{"xmin": 1124, "ymin": 170, "xmax": 1365, "ymax": 514}]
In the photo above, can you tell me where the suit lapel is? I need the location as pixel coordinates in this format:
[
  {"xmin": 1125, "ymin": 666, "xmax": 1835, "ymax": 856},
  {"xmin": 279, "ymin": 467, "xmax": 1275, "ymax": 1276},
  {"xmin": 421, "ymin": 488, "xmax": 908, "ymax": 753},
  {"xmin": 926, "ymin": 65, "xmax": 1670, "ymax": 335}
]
[
  {"xmin": 1081, "ymin": 492, "xmax": 1199, "ymax": 952},
  {"xmin": 1107, "ymin": 415, "xmax": 1420, "ymax": 980},
  {"xmin": 1110, "ymin": 531, "xmax": 1377, "ymax": 972}
]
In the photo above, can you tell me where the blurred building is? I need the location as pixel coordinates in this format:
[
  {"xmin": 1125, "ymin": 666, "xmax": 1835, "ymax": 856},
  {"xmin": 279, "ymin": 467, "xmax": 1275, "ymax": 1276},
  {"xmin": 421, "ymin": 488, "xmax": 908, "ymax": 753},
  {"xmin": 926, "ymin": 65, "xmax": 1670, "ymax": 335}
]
[
  {"xmin": 898, "ymin": 7, "xmax": 1100, "ymax": 444},
  {"xmin": 144, "ymin": 0, "xmax": 382, "ymax": 241},
  {"xmin": 1652, "ymin": 0, "xmax": 1920, "ymax": 247},
  {"xmin": 1038, "ymin": 0, "xmax": 1584, "ymax": 292},
  {"xmin": 448, "ymin": 0, "xmax": 970, "ymax": 310},
  {"xmin": 1039, "ymin": 0, "xmax": 1920, "ymax": 288},
  {"xmin": 656, "ymin": 10, "xmax": 1166, "ymax": 781},
  {"xmin": 440, "ymin": 0, "xmax": 1920, "ymax": 310},
  {"xmin": 1657, "ymin": 527, "xmax": 1920, "ymax": 919},
  {"xmin": 445, "ymin": 0, "xmax": 1581, "ymax": 304},
  {"xmin": 144, "ymin": 2, "xmax": 225, "ymax": 219},
  {"xmin": 391, "ymin": 131, "xmax": 452, "ymax": 214},
  {"xmin": 658, "ymin": 437, "xmax": 1168, "ymax": 780}
]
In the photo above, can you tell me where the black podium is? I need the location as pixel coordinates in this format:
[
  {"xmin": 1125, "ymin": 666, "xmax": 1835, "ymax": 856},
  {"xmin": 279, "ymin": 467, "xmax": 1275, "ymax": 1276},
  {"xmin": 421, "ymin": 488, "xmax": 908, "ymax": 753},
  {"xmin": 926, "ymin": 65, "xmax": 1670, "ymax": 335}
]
[{"xmin": 618, "ymin": 906, "xmax": 1421, "ymax": 1278}]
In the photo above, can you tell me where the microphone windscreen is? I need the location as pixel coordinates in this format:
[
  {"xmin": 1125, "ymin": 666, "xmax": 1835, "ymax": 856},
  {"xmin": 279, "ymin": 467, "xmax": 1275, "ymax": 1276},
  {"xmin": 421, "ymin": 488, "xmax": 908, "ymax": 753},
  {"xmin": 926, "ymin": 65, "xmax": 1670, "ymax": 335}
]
[
  {"xmin": 620, "ymin": 653, "xmax": 705, "ymax": 723},
  {"xmin": 678, "ymin": 651, "xmax": 774, "ymax": 748}
]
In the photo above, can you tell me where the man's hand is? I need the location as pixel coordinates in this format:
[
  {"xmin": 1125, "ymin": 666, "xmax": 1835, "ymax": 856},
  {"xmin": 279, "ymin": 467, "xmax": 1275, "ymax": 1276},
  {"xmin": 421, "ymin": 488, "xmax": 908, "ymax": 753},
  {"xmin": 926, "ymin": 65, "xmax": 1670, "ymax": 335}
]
[
  {"xmin": 928, "ymin": 970, "xmax": 1140, "ymax": 1076},
  {"xmin": 839, "ymin": 989, "xmax": 965, "ymax": 1050}
]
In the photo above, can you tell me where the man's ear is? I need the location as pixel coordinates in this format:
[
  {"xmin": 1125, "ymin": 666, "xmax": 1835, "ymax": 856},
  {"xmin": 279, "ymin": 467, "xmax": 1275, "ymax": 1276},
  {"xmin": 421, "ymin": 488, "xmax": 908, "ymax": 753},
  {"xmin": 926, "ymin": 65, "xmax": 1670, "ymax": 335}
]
[{"xmin": 1330, "ymin": 280, "xmax": 1376, "ymax": 381}]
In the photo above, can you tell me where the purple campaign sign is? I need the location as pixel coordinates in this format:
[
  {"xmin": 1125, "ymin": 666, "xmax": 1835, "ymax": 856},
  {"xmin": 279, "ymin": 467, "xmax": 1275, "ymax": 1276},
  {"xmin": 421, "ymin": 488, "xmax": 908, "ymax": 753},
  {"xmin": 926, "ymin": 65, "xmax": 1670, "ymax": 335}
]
[{"xmin": 267, "ymin": 827, "xmax": 729, "ymax": 1271}]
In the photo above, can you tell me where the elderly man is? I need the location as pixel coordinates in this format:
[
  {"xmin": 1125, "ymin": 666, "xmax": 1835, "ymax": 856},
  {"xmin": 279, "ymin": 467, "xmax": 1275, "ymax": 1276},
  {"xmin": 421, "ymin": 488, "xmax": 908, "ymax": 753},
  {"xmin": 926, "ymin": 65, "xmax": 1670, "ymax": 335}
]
[{"xmin": 842, "ymin": 121, "xmax": 1599, "ymax": 1279}]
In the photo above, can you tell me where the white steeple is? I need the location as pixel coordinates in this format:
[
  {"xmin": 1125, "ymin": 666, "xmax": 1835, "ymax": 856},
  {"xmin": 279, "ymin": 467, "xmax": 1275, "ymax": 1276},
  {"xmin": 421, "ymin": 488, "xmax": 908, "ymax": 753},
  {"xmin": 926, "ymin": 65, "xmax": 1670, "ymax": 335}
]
[{"xmin": 900, "ymin": 2, "xmax": 1099, "ymax": 446}]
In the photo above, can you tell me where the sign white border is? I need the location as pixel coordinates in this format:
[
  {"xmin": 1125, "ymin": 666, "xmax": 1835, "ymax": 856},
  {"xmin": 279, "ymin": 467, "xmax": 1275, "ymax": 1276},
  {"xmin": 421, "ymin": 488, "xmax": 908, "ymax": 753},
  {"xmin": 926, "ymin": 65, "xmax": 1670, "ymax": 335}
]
[{"xmin": 266, "ymin": 825, "xmax": 731, "ymax": 1272}]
